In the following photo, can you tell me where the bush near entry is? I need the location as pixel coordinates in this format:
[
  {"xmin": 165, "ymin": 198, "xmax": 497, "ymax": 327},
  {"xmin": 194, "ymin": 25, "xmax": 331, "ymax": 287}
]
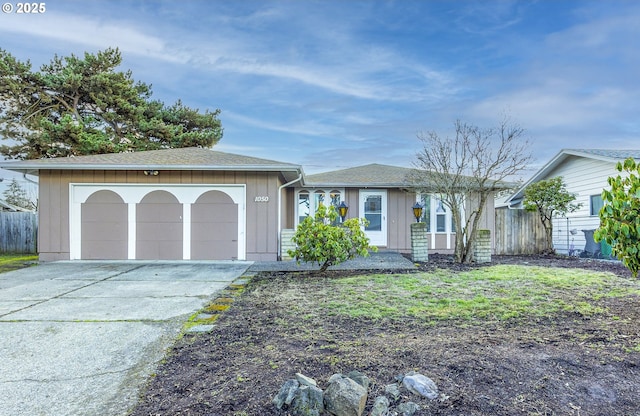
[
  {"xmin": 595, "ymin": 157, "xmax": 640, "ymax": 277},
  {"xmin": 288, "ymin": 205, "xmax": 376, "ymax": 273}
]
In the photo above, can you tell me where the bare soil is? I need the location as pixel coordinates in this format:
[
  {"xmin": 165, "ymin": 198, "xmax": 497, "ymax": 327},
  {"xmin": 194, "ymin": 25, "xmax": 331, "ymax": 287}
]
[{"xmin": 131, "ymin": 255, "xmax": 640, "ymax": 416}]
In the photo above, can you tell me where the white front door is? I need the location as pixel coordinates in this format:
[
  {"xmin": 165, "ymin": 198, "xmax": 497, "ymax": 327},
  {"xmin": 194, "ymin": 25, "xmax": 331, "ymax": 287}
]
[{"xmin": 359, "ymin": 190, "xmax": 387, "ymax": 246}]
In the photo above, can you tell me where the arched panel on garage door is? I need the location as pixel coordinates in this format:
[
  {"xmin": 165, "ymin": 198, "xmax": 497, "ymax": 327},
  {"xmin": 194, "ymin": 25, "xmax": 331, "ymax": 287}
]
[
  {"xmin": 191, "ymin": 190, "xmax": 239, "ymax": 260},
  {"xmin": 137, "ymin": 190, "xmax": 183, "ymax": 260},
  {"xmin": 81, "ymin": 190, "xmax": 128, "ymax": 259}
]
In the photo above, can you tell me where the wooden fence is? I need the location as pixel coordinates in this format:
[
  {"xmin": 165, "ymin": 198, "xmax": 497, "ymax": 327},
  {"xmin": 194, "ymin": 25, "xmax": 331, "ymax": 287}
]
[
  {"xmin": 0, "ymin": 212, "xmax": 38, "ymax": 253},
  {"xmin": 494, "ymin": 208, "xmax": 546, "ymax": 255}
]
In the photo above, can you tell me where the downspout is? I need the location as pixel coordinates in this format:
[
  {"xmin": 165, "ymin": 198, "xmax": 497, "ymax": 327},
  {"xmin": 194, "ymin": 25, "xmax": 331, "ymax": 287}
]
[{"xmin": 277, "ymin": 173, "xmax": 303, "ymax": 260}]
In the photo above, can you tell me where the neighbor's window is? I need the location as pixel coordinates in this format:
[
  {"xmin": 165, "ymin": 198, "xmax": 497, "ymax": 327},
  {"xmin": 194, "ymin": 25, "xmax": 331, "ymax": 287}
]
[{"xmin": 590, "ymin": 194, "xmax": 604, "ymax": 216}]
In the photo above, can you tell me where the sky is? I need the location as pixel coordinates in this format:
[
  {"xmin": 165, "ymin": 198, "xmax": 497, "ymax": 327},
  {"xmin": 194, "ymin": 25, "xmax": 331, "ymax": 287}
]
[{"xmin": 1, "ymin": 0, "xmax": 639, "ymax": 196}]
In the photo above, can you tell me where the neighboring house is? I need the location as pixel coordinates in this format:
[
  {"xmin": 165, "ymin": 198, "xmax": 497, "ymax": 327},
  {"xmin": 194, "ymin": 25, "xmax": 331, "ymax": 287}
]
[
  {"xmin": 505, "ymin": 149, "xmax": 640, "ymax": 255},
  {"xmin": 0, "ymin": 147, "xmax": 497, "ymax": 261},
  {"xmin": 0, "ymin": 198, "xmax": 32, "ymax": 212}
]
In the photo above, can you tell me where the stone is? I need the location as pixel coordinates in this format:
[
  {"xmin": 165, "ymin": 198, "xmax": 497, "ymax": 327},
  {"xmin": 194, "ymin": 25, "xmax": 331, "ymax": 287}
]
[
  {"xmin": 292, "ymin": 384, "xmax": 324, "ymax": 416},
  {"xmin": 370, "ymin": 395, "xmax": 390, "ymax": 416},
  {"xmin": 296, "ymin": 372, "xmax": 318, "ymax": 387},
  {"xmin": 397, "ymin": 401, "xmax": 420, "ymax": 416},
  {"xmin": 347, "ymin": 370, "xmax": 370, "ymax": 390},
  {"xmin": 273, "ymin": 379, "xmax": 300, "ymax": 409},
  {"xmin": 384, "ymin": 384, "xmax": 401, "ymax": 401},
  {"xmin": 402, "ymin": 372, "xmax": 438, "ymax": 400},
  {"xmin": 324, "ymin": 373, "xmax": 368, "ymax": 416}
]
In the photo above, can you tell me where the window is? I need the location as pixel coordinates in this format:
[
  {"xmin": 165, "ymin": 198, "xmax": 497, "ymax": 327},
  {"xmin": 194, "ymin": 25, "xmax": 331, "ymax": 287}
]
[
  {"xmin": 590, "ymin": 194, "xmax": 604, "ymax": 216},
  {"xmin": 417, "ymin": 193, "xmax": 463, "ymax": 234},
  {"xmin": 296, "ymin": 189, "xmax": 344, "ymax": 225}
]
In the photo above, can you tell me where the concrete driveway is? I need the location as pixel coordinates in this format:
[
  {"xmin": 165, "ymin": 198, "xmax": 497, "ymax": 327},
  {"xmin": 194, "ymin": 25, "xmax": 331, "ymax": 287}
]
[{"xmin": 0, "ymin": 261, "xmax": 251, "ymax": 416}]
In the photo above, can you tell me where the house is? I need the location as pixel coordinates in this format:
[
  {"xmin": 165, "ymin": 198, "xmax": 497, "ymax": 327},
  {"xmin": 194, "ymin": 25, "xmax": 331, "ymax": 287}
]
[
  {"xmin": 0, "ymin": 147, "xmax": 497, "ymax": 261},
  {"xmin": 505, "ymin": 149, "xmax": 640, "ymax": 255}
]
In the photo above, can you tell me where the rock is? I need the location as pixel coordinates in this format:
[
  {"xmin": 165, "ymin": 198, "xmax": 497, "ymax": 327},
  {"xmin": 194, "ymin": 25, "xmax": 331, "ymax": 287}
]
[
  {"xmin": 347, "ymin": 370, "xmax": 370, "ymax": 390},
  {"xmin": 296, "ymin": 372, "xmax": 318, "ymax": 387},
  {"xmin": 384, "ymin": 384, "xmax": 401, "ymax": 402},
  {"xmin": 370, "ymin": 395, "xmax": 390, "ymax": 416},
  {"xmin": 273, "ymin": 379, "xmax": 300, "ymax": 409},
  {"xmin": 292, "ymin": 384, "xmax": 324, "ymax": 416},
  {"xmin": 402, "ymin": 372, "xmax": 438, "ymax": 400},
  {"xmin": 397, "ymin": 401, "xmax": 420, "ymax": 416},
  {"xmin": 325, "ymin": 373, "xmax": 368, "ymax": 416}
]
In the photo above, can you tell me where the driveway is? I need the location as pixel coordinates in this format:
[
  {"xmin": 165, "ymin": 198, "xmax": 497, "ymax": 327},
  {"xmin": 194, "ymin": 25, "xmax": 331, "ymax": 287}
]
[{"xmin": 0, "ymin": 261, "xmax": 251, "ymax": 416}]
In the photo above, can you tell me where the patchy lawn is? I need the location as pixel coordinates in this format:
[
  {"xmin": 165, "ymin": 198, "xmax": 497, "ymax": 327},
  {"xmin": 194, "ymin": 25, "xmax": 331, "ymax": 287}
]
[
  {"xmin": 0, "ymin": 253, "xmax": 38, "ymax": 274},
  {"xmin": 131, "ymin": 256, "xmax": 640, "ymax": 416}
]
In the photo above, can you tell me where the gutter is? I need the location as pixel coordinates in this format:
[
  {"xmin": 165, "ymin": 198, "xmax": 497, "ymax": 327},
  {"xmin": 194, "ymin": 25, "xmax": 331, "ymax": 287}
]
[{"xmin": 277, "ymin": 173, "xmax": 303, "ymax": 260}]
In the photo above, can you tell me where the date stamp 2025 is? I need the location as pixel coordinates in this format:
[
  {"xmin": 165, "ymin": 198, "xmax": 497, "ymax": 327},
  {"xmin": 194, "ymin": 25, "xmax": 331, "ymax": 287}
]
[{"xmin": 2, "ymin": 2, "xmax": 46, "ymax": 14}]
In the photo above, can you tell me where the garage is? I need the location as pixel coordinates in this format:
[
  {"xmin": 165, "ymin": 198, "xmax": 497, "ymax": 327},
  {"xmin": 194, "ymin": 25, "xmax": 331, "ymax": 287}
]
[{"xmin": 71, "ymin": 184, "xmax": 245, "ymax": 261}]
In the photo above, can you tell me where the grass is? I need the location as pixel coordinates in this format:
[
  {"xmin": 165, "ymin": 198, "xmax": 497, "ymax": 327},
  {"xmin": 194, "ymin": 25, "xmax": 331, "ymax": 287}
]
[
  {"xmin": 262, "ymin": 265, "xmax": 640, "ymax": 323},
  {"xmin": 0, "ymin": 253, "xmax": 38, "ymax": 273}
]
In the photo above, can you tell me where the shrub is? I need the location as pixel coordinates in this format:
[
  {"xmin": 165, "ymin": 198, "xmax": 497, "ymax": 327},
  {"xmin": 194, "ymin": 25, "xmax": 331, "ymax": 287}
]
[
  {"xmin": 594, "ymin": 157, "xmax": 640, "ymax": 277},
  {"xmin": 288, "ymin": 204, "xmax": 376, "ymax": 272}
]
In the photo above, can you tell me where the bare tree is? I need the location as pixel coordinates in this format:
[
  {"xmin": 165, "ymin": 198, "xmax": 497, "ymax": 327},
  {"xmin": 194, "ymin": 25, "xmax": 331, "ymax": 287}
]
[{"xmin": 409, "ymin": 118, "xmax": 532, "ymax": 263}]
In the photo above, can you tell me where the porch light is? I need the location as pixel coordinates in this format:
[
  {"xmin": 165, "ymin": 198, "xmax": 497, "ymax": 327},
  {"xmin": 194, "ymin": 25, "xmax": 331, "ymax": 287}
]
[
  {"xmin": 338, "ymin": 201, "xmax": 349, "ymax": 222},
  {"xmin": 143, "ymin": 170, "xmax": 159, "ymax": 176},
  {"xmin": 412, "ymin": 202, "xmax": 423, "ymax": 223}
]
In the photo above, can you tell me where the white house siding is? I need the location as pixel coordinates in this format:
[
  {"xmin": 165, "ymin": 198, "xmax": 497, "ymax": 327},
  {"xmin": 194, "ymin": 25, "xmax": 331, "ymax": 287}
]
[{"xmin": 544, "ymin": 155, "xmax": 620, "ymax": 254}]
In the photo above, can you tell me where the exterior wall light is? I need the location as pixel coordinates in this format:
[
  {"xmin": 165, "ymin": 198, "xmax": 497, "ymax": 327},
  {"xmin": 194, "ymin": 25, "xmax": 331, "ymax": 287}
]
[
  {"xmin": 338, "ymin": 201, "xmax": 349, "ymax": 222},
  {"xmin": 412, "ymin": 202, "xmax": 423, "ymax": 223},
  {"xmin": 143, "ymin": 170, "xmax": 159, "ymax": 176}
]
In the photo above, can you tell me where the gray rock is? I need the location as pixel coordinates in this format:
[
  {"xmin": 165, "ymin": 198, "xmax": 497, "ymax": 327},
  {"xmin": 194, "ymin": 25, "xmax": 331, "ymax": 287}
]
[
  {"xmin": 370, "ymin": 395, "xmax": 390, "ymax": 416},
  {"xmin": 347, "ymin": 370, "xmax": 370, "ymax": 390},
  {"xmin": 292, "ymin": 384, "xmax": 324, "ymax": 416},
  {"xmin": 273, "ymin": 379, "xmax": 300, "ymax": 409},
  {"xmin": 384, "ymin": 384, "xmax": 401, "ymax": 401},
  {"xmin": 402, "ymin": 372, "xmax": 438, "ymax": 400},
  {"xmin": 325, "ymin": 374, "xmax": 368, "ymax": 416},
  {"xmin": 397, "ymin": 401, "xmax": 420, "ymax": 416},
  {"xmin": 296, "ymin": 372, "xmax": 318, "ymax": 387}
]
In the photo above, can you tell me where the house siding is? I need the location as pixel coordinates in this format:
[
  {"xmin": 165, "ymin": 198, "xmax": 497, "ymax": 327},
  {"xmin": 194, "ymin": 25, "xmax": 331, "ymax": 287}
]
[
  {"xmin": 540, "ymin": 156, "xmax": 619, "ymax": 254},
  {"xmin": 38, "ymin": 169, "xmax": 283, "ymax": 261}
]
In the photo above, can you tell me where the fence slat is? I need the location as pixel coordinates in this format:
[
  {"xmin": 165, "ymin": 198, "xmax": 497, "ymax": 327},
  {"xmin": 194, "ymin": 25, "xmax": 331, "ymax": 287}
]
[
  {"xmin": 0, "ymin": 212, "xmax": 38, "ymax": 253},
  {"xmin": 494, "ymin": 208, "xmax": 546, "ymax": 255}
]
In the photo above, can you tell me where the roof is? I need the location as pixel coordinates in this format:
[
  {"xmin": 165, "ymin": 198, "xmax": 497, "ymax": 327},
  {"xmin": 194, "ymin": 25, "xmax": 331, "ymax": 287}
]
[
  {"xmin": 305, "ymin": 164, "xmax": 417, "ymax": 187},
  {"xmin": 0, "ymin": 199, "xmax": 32, "ymax": 212},
  {"xmin": 505, "ymin": 148, "xmax": 640, "ymax": 206},
  {"xmin": 0, "ymin": 147, "xmax": 303, "ymax": 181}
]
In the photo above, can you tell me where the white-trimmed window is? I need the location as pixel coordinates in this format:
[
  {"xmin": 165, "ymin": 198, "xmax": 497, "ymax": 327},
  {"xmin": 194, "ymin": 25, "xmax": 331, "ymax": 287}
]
[
  {"xmin": 590, "ymin": 194, "xmax": 604, "ymax": 216},
  {"xmin": 296, "ymin": 189, "xmax": 344, "ymax": 225},
  {"xmin": 418, "ymin": 193, "xmax": 462, "ymax": 233}
]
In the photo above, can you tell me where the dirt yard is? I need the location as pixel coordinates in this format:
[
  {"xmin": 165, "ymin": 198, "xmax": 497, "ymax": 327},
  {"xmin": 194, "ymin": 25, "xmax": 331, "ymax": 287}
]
[{"xmin": 130, "ymin": 255, "xmax": 640, "ymax": 416}]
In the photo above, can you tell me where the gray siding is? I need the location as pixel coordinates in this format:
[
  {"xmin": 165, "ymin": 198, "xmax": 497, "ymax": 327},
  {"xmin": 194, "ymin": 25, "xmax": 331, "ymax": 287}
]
[{"xmin": 38, "ymin": 169, "xmax": 284, "ymax": 261}]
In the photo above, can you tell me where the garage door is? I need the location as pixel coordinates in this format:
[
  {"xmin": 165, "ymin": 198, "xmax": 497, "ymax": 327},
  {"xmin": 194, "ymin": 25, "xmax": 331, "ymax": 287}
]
[
  {"xmin": 81, "ymin": 190, "xmax": 128, "ymax": 259},
  {"xmin": 191, "ymin": 190, "xmax": 239, "ymax": 260},
  {"xmin": 71, "ymin": 184, "xmax": 246, "ymax": 260},
  {"xmin": 136, "ymin": 190, "xmax": 183, "ymax": 260}
]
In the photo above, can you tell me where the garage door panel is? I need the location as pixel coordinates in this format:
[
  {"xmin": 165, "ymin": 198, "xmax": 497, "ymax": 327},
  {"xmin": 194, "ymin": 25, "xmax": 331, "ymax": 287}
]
[
  {"xmin": 191, "ymin": 191, "xmax": 238, "ymax": 260},
  {"xmin": 81, "ymin": 190, "xmax": 128, "ymax": 260},
  {"xmin": 137, "ymin": 191, "xmax": 183, "ymax": 260},
  {"xmin": 192, "ymin": 223, "xmax": 238, "ymax": 240},
  {"xmin": 81, "ymin": 222, "xmax": 127, "ymax": 239}
]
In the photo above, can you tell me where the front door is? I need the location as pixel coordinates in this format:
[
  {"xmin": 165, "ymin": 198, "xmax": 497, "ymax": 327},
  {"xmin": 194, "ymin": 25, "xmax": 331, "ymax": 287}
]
[{"xmin": 359, "ymin": 190, "xmax": 387, "ymax": 246}]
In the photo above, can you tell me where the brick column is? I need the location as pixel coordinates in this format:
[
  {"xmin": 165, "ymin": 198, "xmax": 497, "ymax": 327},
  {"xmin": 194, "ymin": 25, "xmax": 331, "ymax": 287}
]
[
  {"xmin": 411, "ymin": 222, "xmax": 429, "ymax": 262},
  {"xmin": 280, "ymin": 229, "xmax": 296, "ymax": 260},
  {"xmin": 473, "ymin": 229, "xmax": 492, "ymax": 263}
]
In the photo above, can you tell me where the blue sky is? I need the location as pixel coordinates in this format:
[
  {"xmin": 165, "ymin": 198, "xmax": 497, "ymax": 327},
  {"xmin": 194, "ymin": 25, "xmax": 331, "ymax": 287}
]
[{"xmin": 1, "ymin": 0, "xmax": 639, "ymax": 196}]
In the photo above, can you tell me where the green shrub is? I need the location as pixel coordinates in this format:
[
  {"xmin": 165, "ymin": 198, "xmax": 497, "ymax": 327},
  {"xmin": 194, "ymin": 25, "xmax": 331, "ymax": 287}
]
[
  {"xmin": 594, "ymin": 157, "xmax": 640, "ymax": 277},
  {"xmin": 288, "ymin": 204, "xmax": 376, "ymax": 272}
]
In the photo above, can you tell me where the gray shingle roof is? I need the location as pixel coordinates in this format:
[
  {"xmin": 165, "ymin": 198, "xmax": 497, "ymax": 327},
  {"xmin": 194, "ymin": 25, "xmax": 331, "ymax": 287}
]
[
  {"xmin": 0, "ymin": 147, "xmax": 302, "ymax": 173},
  {"xmin": 564, "ymin": 149, "xmax": 640, "ymax": 160},
  {"xmin": 305, "ymin": 164, "xmax": 417, "ymax": 187}
]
